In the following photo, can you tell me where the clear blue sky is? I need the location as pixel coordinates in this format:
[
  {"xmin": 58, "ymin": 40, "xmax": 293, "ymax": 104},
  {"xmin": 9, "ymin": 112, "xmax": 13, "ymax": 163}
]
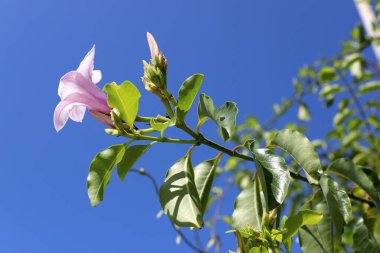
[{"xmin": 0, "ymin": 0, "xmax": 359, "ymax": 252}]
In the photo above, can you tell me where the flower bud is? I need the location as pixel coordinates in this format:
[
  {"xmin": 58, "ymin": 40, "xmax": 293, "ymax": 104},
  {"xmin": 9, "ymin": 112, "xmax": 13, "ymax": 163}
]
[{"xmin": 142, "ymin": 33, "xmax": 168, "ymax": 94}]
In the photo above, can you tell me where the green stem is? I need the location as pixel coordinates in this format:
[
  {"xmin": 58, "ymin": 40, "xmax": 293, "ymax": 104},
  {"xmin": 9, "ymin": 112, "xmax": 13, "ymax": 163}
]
[
  {"xmin": 123, "ymin": 131, "xmax": 196, "ymax": 144},
  {"xmin": 136, "ymin": 115, "xmax": 170, "ymax": 123},
  {"xmin": 162, "ymin": 89, "xmax": 178, "ymax": 106},
  {"xmin": 136, "ymin": 128, "xmax": 157, "ymax": 135},
  {"xmin": 161, "ymin": 97, "xmax": 174, "ymax": 118}
]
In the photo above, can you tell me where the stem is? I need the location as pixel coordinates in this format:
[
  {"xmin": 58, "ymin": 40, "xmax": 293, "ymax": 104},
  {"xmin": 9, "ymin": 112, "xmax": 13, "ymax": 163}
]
[
  {"xmin": 162, "ymin": 89, "xmax": 178, "ymax": 106},
  {"xmin": 177, "ymin": 123, "xmax": 376, "ymax": 207},
  {"xmin": 161, "ymin": 97, "xmax": 174, "ymax": 118},
  {"xmin": 136, "ymin": 115, "xmax": 170, "ymax": 123},
  {"xmin": 123, "ymin": 131, "xmax": 197, "ymax": 144},
  {"xmin": 136, "ymin": 128, "xmax": 157, "ymax": 135}
]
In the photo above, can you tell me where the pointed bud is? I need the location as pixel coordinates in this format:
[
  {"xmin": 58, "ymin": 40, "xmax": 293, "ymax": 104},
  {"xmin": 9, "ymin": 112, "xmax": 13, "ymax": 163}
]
[{"xmin": 142, "ymin": 32, "xmax": 167, "ymax": 92}]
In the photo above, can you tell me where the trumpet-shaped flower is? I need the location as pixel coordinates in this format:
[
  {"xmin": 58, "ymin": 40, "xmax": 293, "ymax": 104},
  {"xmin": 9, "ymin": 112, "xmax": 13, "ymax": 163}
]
[{"xmin": 54, "ymin": 46, "xmax": 111, "ymax": 132}]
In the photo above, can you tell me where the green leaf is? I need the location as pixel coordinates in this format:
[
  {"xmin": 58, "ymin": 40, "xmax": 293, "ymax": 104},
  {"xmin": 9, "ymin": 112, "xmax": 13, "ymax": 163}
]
[
  {"xmin": 319, "ymin": 84, "xmax": 344, "ymax": 99},
  {"xmin": 117, "ymin": 143, "xmax": 155, "ymax": 181},
  {"xmin": 342, "ymin": 131, "xmax": 361, "ymax": 148},
  {"xmin": 353, "ymin": 218, "xmax": 378, "ymax": 253},
  {"xmin": 320, "ymin": 175, "xmax": 352, "ymax": 237},
  {"xmin": 197, "ymin": 93, "xmax": 238, "ymax": 141},
  {"xmin": 159, "ymin": 154, "xmax": 203, "ymax": 228},
  {"xmin": 253, "ymin": 149, "xmax": 290, "ymax": 210},
  {"xmin": 249, "ymin": 246, "xmax": 269, "ymax": 253},
  {"xmin": 326, "ymin": 158, "xmax": 380, "ymax": 207},
  {"xmin": 232, "ymin": 176, "xmax": 264, "ymax": 231},
  {"xmin": 297, "ymin": 103, "xmax": 311, "ymax": 121},
  {"xmin": 358, "ymin": 81, "xmax": 380, "ymax": 95},
  {"xmin": 178, "ymin": 74, "xmax": 204, "ymax": 114},
  {"xmin": 282, "ymin": 210, "xmax": 323, "ymax": 242},
  {"xmin": 149, "ymin": 115, "xmax": 176, "ymax": 135},
  {"xmin": 333, "ymin": 108, "xmax": 354, "ymax": 127},
  {"xmin": 319, "ymin": 67, "xmax": 336, "ymax": 82},
  {"xmin": 217, "ymin": 102, "xmax": 238, "ymax": 141},
  {"xmin": 104, "ymin": 81, "xmax": 141, "ymax": 128},
  {"xmin": 194, "ymin": 158, "xmax": 219, "ymax": 214},
  {"xmin": 87, "ymin": 144, "xmax": 126, "ymax": 207},
  {"xmin": 299, "ymin": 192, "xmax": 334, "ymax": 253},
  {"xmin": 270, "ymin": 129, "xmax": 322, "ymax": 184},
  {"xmin": 198, "ymin": 93, "xmax": 217, "ymax": 125}
]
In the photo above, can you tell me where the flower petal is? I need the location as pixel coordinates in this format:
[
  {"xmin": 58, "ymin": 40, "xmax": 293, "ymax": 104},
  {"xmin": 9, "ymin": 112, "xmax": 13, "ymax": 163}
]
[
  {"xmin": 92, "ymin": 70, "xmax": 102, "ymax": 84},
  {"xmin": 147, "ymin": 32, "xmax": 159, "ymax": 59},
  {"xmin": 89, "ymin": 110, "xmax": 114, "ymax": 128},
  {"xmin": 69, "ymin": 105, "xmax": 86, "ymax": 122},
  {"xmin": 58, "ymin": 71, "xmax": 107, "ymax": 103},
  {"xmin": 54, "ymin": 93, "xmax": 110, "ymax": 132},
  {"xmin": 77, "ymin": 45, "xmax": 96, "ymax": 80}
]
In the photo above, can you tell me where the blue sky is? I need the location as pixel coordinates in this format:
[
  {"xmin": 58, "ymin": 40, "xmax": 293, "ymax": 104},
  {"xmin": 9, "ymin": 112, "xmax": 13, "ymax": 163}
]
[{"xmin": 0, "ymin": 0, "xmax": 359, "ymax": 252}]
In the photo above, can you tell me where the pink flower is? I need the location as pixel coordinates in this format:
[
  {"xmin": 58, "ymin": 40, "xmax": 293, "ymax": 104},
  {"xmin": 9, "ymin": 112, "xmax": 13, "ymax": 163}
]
[{"xmin": 54, "ymin": 46, "xmax": 112, "ymax": 132}]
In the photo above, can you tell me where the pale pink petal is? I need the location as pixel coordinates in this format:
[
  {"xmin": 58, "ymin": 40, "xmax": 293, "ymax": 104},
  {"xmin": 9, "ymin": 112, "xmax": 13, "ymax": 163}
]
[
  {"xmin": 147, "ymin": 32, "xmax": 159, "ymax": 59},
  {"xmin": 92, "ymin": 70, "xmax": 102, "ymax": 84},
  {"xmin": 58, "ymin": 71, "xmax": 107, "ymax": 102},
  {"xmin": 54, "ymin": 93, "xmax": 110, "ymax": 132},
  {"xmin": 69, "ymin": 105, "xmax": 86, "ymax": 122},
  {"xmin": 77, "ymin": 45, "xmax": 95, "ymax": 80},
  {"xmin": 89, "ymin": 110, "xmax": 114, "ymax": 128}
]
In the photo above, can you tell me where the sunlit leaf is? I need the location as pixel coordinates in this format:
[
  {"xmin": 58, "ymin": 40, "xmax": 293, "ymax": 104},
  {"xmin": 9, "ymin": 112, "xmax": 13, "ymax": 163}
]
[
  {"xmin": 282, "ymin": 210, "xmax": 323, "ymax": 242},
  {"xmin": 178, "ymin": 74, "xmax": 204, "ymax": 114},
  {"xmin": 297, "ymin": 103, "xmax": 311, "ymax": 121},
  {"xmin": 358, "ymin": 81, "xmax": 380, "ymax": 95},
  {"xmin": 319, "ymin": 67, "xmax": 336, "ymax": 82},
  {"xmin": 270, "ymin": 129, "xmax": 322, "ymax": 184},
  {"xmin": 104, "ymin": 81, "xmax": 141, "ymax": 128}
]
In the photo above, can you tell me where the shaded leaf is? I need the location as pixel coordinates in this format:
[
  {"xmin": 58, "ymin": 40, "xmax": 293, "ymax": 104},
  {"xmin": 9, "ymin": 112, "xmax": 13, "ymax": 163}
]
[
  {"xmin": 232, "ymin": 176, "xmax": 264, "ymax": 231},
  {"xmin": 253, "ymin": 149, "xmax": 290, "ymax": 211},
  {"xmin": 117, "ymin": 143, "xmax": 155, "ymax": 181},
  {"xmin": 327, "ymin": 158, "xmax": 380, "ymax": 207},
  {"xmin": 104, "ymin": 81, "xmax": 141, "ymax": 128},
  {"xmin": 320, "ymin": 175, "xmax": 352, "ymax": 238},
  {"xmin": 159, "ymin": 154, "xmax": 203, "ymax": 228},
  {"xmin": 299, "ymin": 193, "xmax": 334, "ymax": 253},
  {"xmin": 353, "ymin": 218, "xmax": 378, "ymax": 253},
  {"xmin": 270, "ymin": 129, "xmax": 322, "ymax": 184},
  {"xmin": 197, "ymin": 93, "xmax": 238, "ymax": 141},
  {"xmin": 216, "ymin": 102, "xmax": 238, "ymax": 141},
  {"xmin": 87, "ymin": 144, "xmax": 125, "ymax": 207},
  {"xmin": 194, "ymin": 158, "xmax": 219, "ymax": 214}
]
